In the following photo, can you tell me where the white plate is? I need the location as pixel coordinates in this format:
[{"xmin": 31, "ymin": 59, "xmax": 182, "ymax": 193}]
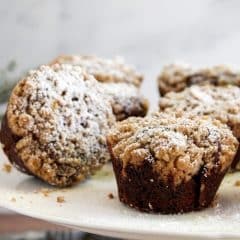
[{"xmin": 1, "ymin": 147, "xmax": 240, "ymax": 240}]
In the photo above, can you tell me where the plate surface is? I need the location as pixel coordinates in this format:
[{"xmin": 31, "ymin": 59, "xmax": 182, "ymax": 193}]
[{"xmin": 1, "ymin": 147, "xmax": 240, "ymax": 240}]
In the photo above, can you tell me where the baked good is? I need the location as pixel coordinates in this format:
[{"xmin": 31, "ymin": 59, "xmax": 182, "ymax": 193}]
[
  {"xmin": 107, "ymin": 114, "xmax": 238, "ymax": 213},
  {"xmin": 51, "ymin": 55, "xmax": 148, "ymax": 120},
  {"xmin": 0, "ymin": 64, "xmax": 115, "ymax": 187},
  {"xmin": 101, "ymin": 83, "xmax": 148, "ymax": 121},
  {"xmin": 158, "ymin": 64, "xmax": 240, "ymax": 96},
  {"xmin": 159, "ymin": 85, "xmax": 240, "ymax": 170},
  {"xmin": 51, "ymin": 55, "xmax": 143, "ymax": 87}
]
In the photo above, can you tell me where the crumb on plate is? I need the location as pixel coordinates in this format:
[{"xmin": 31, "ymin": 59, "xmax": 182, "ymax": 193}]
[
  {"xmin": 2, "ymin": 163, "xmax": 12, "ymax": 173},
  {"xmin": 108, "ymin": 193, "xmax": 114, "ymax": 199},
  {"xmin": 235, "ymin": 180, "xmax": 240, "ymax": 186},
  {"xmin": 57, "ymin": 196, "xmax": 65, "ymax": 203},
  {"xmin": 34, "ymin": 188, "xmax": 55, "ymax": 197}
]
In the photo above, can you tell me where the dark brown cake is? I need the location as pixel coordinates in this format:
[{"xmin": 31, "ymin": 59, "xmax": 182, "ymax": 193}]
[
  {"xmin": 107, "ymin": 114, "xmax": 238, "ymax": 214},
  {"xmin": 0, "ymin": 64, "xmax": 115, "ymax": 187},
  {"xmin": 51, "ymin": 55, "xmax": 148, "ymax": 121},
  {"xmin": 158, "ymin": 64, "xmax": 240, "ymax": 96}
]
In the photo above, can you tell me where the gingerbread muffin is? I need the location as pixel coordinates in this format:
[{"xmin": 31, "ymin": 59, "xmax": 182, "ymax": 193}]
[
  {"xmin": 51, "ymin": 55, "xmax": 143, "ymax": 87},
  {"xmin": 159, "ymin": 85, "xmax": 240, "ymax": 170},
  {"xmin": 107, "ymin": 114, "xmax": 238, "ymax": 214},
  {"xmin": 158, "ymin": 64, "xmax": 240, "ymax": 96},
  {"xmin": 51, "ymin": 55, "xmax": 148, "ymax": 120},
  {"xmin": 101, "ymin": 83, "xmax": 148, "ymax": 121},
  {"xmin": 0, "ymin": 64, "xmax": 115, "ymax": 187}
]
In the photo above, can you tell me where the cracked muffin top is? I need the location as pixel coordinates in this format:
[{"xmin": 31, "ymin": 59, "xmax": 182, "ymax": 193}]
[
  {"xmin": 51, "ymin": 55, "xmax": 143, "ymax": 87},
  {"xmin": 158, "ymin": 64, "xmax": 240, "ymax": 95},
  {"xmin": 5, "ymin": 64, "xmax": 115, "ymax": 186},
  {"xmin": 159, "ymin": 85, "xmax": 240, "ymax": 139},
  {"xmin": 107, "ymin": 113, "xmax": 238, "ymax": 186}
]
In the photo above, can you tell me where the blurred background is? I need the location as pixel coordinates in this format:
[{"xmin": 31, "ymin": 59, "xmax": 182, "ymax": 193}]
[
  {"xmin": 1, "ymin": 0, "xmax": 240, "ymax": 238},
  {"xmin": 2, "ymin": 0, "xmax": 240, "ymax": 112}
]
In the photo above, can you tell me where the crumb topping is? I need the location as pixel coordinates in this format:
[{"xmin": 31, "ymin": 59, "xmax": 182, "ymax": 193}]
[
  {"xmin": 6, "ymin": 64, "xmax": 115, "ymax": 186},
  {"xmin": 159, "ymin": 85, "xmax": 240, "ymax": 138},
  {"xmin": 107, "ymin": 114, "xmax": 238, "ymax": 185},
  {"xmin": 51, "ymin": 55, "xmax": 143, "ymax": 87},
  {"xmin": 158, "ymin": 64, "xmax": 240, "ymax": 95}
]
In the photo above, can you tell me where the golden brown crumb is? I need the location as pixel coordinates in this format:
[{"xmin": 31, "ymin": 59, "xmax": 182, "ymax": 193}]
[
  {"xmin": 108, "ymin": 193, "xmax": 114, "ymax": 199},
  {"xmin": 34, "ymin": 188, "xmax": 55, "ymax": 197},
  {"xmin": 57, "ymin": 196, "xmax": 65, "ymax": 203},
  {"xmin": 2, "ymin": 163, "xmax": 12, "ymax": 173},
  {"xmin": 235, "ymin": 180, "xmax": 240, "ymax": 186},
  {"xmin": 10, "ymin": 197, "xmax": 16, "ymax": 202},
  {"xmin": 40, "ymin": 188, "xmax": 51, "ymax": 197}
]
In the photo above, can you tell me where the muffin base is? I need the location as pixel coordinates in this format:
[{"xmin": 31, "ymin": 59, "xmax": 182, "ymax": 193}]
[{"xmin": 110, "ymin": 149, "xmax": 227, "ymax": 214}]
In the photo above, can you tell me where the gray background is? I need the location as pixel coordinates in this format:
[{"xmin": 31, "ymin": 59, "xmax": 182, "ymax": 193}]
[{"xmin": 1, "ymin": 0, "xmax": 240, "ymax": 212}]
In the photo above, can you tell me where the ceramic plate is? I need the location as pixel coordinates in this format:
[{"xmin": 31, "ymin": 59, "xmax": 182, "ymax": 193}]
[{"xmin": 1, "ymin": 147, "xmax": 240, "ymax": 240}]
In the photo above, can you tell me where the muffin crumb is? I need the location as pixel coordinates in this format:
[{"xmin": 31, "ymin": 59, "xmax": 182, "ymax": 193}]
[
  {"xmin": 235, "ymin": 180, "xmax": 240, "ymax": 186},
  {"xmin": 10, "ymin": 197, "xmax": 16, "ymax": 202},
  {"xmin": 34, "ymin": 188, "xmax": 55, "ymax": 197},
  {"xmin": 57, "ymin": 196, "xmax": 65, "ymax": 203},
  {"xmin": 108, "ymin": 193, "xmax": 114, "ymax": 199},
  {"xmin": 2, "ymin": 163, "xmax": 12, "ymax": 173}
]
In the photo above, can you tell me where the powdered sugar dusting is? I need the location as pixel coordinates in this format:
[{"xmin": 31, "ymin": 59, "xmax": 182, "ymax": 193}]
[{"xmin": 190, "ymin": 86, "xmax": 214, "ymax": 104}]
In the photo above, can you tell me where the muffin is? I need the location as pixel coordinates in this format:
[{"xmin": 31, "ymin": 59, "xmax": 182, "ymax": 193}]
[
  {"xmin": 158, "ymin": 64, "xmax": 240, "ymax": 96},
  {"xmin": 51, "ymin": 55, "xmax": 148, "ymax": 120},
  {"xmin": 0, "ymin": 64, "xmax": 115, "ymax": 187},
  {"xmin": 159, "ymin": 85, "xmax": 240, "ymax": 170},
  {"xmin": 101, "ymin": 83, "xmax": 148, "ymax": 121},
  {"xmin": 51, "ymin": 55, "xmax": 143, "ymax": 87},
  {"xmin": 107, "ymin": 114, "xmax": 238, "ymax": 214}
]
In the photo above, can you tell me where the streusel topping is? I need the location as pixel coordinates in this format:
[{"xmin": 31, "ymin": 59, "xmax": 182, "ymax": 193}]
[
  {"xmin": 51, "ymin": 55, "xmax": 143, "ymax": 87},
  {"xmin": 159, "ymin": 85, "xmax": 240, "ymax": 139},
  {"xmin": 7, "ymin": 64, "xmax": 115, "ymax": 186},
  {"xmin": 158, "ymin": 64, "xmax": 240, "ymax": 95},
  {"xmin": 107, "ymin": 114, "xmax": 238, "ymax": 185}
]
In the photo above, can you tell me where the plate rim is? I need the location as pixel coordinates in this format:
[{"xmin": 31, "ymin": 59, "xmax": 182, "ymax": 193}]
[{"xmin": 1, "ymin": 199, "xmax": 240, "ymax": 240}]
